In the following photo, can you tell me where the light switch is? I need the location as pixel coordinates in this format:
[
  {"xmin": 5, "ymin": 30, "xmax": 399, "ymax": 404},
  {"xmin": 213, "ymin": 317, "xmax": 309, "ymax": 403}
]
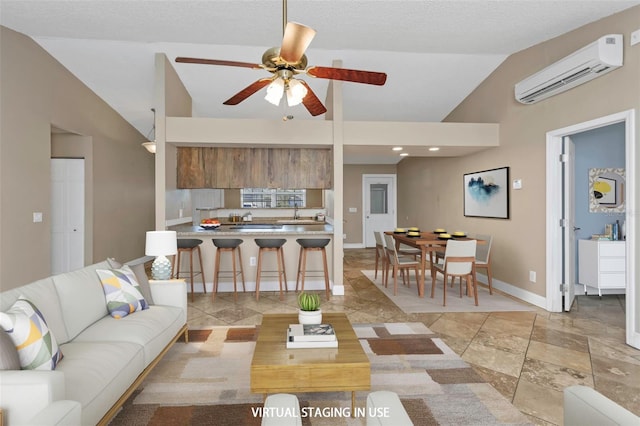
[
  {"xmin": 512, "ymin": 179, "xmax": 523, "ymax": 190},
  {"xmin": 33, "ymin": 212, "xmax": 43, "ymax": 223},
  {"xmin": 348, "ymin": 207, "xmax": 357, "ymax": 213}
]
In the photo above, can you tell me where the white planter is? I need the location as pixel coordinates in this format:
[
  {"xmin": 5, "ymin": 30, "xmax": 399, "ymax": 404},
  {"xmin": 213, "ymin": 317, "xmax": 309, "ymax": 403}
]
[{"xmin": 298, "ymin": 309, "xmax": 322, "ymax": 325}]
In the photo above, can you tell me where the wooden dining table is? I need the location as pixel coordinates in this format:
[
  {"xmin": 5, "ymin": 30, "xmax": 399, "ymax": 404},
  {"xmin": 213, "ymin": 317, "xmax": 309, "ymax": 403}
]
[{"xmin": 385, "ymin": 231, "xmax": 484, "ymax": 298}]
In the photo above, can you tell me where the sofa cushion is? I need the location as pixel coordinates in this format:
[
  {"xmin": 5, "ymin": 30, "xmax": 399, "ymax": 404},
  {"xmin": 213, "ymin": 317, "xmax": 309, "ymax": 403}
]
[
  {"xmin": 0, "ymin": 297, "xmax": 64, "ymax": 370},
  {"xmin": 0, "ymin": 329, "xmax": 20, "ymax": 370},
  {"xmin": 52, "ymin": 260, "xmax": 111, "ymax": 340},
  {"xmin": 0, "ymin": 277, "xmax": 69, "ymax": 344},
  {"xmin": 108, "ymin": 257, "xmax": 155, "ymax": 305},
  {"xmin": 73, "ymin": 305, "xmax": 184, "ymax": 365},
  {"xmin": 96, "ymin": 266, "xmax": 149, "ymax": 319},
  {"xmin": 57, "ymin": 340, "xmax": 145, "ymax": 426}
]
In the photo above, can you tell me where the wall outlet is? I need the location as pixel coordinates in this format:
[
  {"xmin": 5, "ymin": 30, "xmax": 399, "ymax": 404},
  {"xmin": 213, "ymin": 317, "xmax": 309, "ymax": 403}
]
[
  {"xmin": 529, "ymin": 270, "xmax": 536, "ymax": 283},
  {"xmin": 631, "ymin": 28, "xmax": 640, "ymax": 46},
  {"xmin": 250, "ymin": 257, "xmax": 256, "ymax": 266},
  {"xmin": 348, "ymin": 207, "xmax": 357, "ymax": 213},
  {"xmin": 343, "ymin": 234, "xmax": 347, "ymax": 239},
  {"xmin": 33, "ymin": 212, "xmax": 43, "ymax": 223}
]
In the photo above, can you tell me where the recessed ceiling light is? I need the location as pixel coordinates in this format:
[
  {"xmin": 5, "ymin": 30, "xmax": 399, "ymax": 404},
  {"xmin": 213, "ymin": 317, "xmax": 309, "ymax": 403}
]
[
  {"xmin": 392, "ymin": 147, "xmax": 403, "ymax": 151},
  {"xmin": 429, "ymin": 147, "xmax": 440, "ymax": 151},
  {"xmin": 400, "ymin": 152, "xmax": 409, "ymax": 157}
]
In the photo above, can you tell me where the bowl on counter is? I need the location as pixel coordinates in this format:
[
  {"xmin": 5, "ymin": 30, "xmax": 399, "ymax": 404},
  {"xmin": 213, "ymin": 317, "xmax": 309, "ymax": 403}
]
[
  {"xmin": 452, "ymin": 231, "xmax": 466, "ymax": 238},
  {"xmin": 438, "ymin": 233, "xmax": 452, "ymax": 240},
  {"xmin": 407, "ymin": 231, "xmax": 421, "ymax": 237},
  {"xmin": 394, "ymin": 228, "xmax": 406, "ymax": 234},
  {"xmin": 434, "ymin": 228, "xmax": 446, "ymax": 234},
  {"xmin": 408, "ymin": 227, "xmax": 420, "ymax": 232}
]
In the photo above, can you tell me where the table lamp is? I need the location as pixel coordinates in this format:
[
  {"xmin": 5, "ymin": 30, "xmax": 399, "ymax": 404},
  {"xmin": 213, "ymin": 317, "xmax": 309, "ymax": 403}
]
[{"xmin": 145, "ymin": 231, "xmax": 177, "ymax": 280}]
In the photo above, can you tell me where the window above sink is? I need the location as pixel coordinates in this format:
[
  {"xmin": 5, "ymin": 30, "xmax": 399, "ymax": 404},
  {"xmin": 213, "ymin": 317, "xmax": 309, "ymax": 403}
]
[{"xmin": 241, "ymin": 188, "xmax": 306, "ymax": 208}]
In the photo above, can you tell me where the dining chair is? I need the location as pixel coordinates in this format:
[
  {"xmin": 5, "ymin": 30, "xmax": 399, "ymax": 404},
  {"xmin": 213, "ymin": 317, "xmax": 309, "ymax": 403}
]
[
  {"xmin": 473, "ymin": 234, "xmax": 493, "ymax": 295},
  {"xmin": 373, "ymin": 231, "xmax": 388, "ymax": 281},
  {"xmin": 383, "ymin": 234, "xmax": 421, "ymax": 296},
  {"xmin": 431, "ymin": 239, "xmax": 478, "ymax": 306}
]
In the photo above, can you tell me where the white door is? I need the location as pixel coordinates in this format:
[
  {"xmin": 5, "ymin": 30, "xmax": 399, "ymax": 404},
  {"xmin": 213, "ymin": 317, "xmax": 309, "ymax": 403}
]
[
  {"xmin": 363, "ymin": 175, "xmax": 396, "ymax": 247},
  {"xmin": 563, "ymin": 137, "xmax": 577, "ymax": 311},
  {"xmin": 51, "ymin": 158, "xmax": 85, "ymax": 274}
]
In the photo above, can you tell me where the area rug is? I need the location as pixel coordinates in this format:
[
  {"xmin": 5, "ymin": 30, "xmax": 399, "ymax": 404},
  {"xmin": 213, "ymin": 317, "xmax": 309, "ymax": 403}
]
[
  {"xmin": 362, "ymin": 270, "xmax": 535, "ymax": 313},
  {"xmin": 110, "ymin": 325, "xmax": 531, "ymax": 425}
]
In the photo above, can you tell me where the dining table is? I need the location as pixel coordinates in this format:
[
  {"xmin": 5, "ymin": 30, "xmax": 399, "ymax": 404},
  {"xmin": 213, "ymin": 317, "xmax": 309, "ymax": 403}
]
[{"xmin": 385, "ymin": 231, "xmax": 484, "ymax": 298}]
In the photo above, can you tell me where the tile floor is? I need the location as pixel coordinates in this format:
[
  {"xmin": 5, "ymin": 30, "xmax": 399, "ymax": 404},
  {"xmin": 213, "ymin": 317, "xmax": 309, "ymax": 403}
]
[{"xmin": 185, "ymin": 248, "xmax": 639, "ymax": 425}]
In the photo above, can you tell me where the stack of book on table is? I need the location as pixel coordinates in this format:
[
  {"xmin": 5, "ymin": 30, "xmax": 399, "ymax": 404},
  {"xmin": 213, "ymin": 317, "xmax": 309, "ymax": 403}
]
[{"xmin": 286, "ymin": 323, "xmax": 338, "ymax": 348}]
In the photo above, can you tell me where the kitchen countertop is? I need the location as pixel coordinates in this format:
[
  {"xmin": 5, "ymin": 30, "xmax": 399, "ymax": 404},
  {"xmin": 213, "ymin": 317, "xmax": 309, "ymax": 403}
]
[{"xmin": 171, "ymin": 223, "xmax": 334, "ymax": 236}]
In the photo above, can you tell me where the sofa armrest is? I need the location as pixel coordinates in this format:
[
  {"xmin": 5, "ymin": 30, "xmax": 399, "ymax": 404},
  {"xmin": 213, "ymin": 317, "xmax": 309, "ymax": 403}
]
[
  {"xmin": 0, "ymin": 370, "xmax": 66, "ymax": 425},
  {"xmin": 20, "ymin": 400, "xmax": 81, "ymax": 426},
  {"xmin": 149, "ymin": 279, "xmax": 187, "ymax": 311},
  {"xmin": 564, "ymin": 385, "xmax": 639, "ymax": 426}
]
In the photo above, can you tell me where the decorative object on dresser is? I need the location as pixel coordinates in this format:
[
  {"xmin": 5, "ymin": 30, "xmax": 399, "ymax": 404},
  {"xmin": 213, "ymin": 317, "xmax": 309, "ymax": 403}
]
[{"xmin": 145, "ymin": 231, "xmax": 178, "ymax": 280}]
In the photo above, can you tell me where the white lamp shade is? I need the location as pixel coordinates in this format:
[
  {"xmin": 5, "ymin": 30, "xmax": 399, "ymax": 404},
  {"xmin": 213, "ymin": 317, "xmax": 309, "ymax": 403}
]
[
  {"xmin": 286, "ymin": 79, "xmax": 308, "ymax": 106},
  {"xmin": 264, "ymin": 77, "xmax": 285, "ymax": 106},
  {"xmin": 145, "ymin": 231, "xmax": 177, "ymax": 256}
]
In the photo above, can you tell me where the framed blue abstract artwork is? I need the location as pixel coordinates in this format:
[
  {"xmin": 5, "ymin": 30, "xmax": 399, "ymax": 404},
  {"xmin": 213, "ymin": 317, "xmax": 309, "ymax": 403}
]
[{"xmin": 463, "ymin": 167, "xmax": 510, "ymax": 219}]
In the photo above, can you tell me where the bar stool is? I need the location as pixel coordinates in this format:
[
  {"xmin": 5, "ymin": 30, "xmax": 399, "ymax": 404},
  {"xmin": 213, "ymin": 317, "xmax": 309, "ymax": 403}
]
[
  {"xmin": 295, "ymin": 238, "xmax": 331, "ymax": 300},
  {"xmin": 254, "ymin": 239, "xmax": 288, "ymax": 301},
  {"xmin": 211, "ymin": 239, "xmax": 246, "ymax": 302},
  {"xmin": 172, "ymin": 238, "xmax": 205, "ymax": 302}
]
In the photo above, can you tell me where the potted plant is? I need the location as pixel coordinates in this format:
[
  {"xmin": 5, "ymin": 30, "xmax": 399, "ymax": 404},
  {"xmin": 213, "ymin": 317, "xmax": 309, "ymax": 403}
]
[{"xmin": 298, "ymin": 292, "xmax": 322, "ymax": 324}]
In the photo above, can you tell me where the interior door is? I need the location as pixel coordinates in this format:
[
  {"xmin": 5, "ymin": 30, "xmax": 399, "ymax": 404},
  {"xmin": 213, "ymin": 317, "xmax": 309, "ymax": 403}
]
[
  {"xmin": 363, "ymin": 175, "xmax": 396, "ymax": 247},
  {"xmin": 51, "ymin": 158, "xmax": 85, "ymax": 274},
  {"xmin": 563, "ymin": 137, "xmax": 577, "ymax": 311}
]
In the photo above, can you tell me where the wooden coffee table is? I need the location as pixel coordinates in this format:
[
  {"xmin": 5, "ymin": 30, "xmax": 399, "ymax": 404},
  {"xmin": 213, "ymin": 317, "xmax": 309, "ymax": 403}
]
[{"xmin": 251, "ymin": 313, "xmax": 370, "ymax": 413}]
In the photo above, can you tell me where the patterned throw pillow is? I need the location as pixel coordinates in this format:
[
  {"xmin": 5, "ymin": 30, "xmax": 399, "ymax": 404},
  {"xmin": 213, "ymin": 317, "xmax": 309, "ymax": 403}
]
[
  {"xmin": 97, "ymin": 266, "xmax": 149, "ymax": 319},
  {"xmin": 0, "ymin": 297, "xmax": 64, "ymax": 370}
]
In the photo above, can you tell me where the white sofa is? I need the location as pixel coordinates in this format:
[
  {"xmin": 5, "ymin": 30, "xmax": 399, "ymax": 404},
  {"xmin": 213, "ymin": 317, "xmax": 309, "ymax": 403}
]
[{"xmin": 0, "ymin": 258, "xmax": 188, "ymax": 426}]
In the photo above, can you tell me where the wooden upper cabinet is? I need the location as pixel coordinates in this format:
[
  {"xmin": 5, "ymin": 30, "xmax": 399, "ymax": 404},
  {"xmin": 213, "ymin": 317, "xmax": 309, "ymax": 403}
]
[{"xmin": 177, "ymin": 147, "xmax": 332, "ymax": 189}]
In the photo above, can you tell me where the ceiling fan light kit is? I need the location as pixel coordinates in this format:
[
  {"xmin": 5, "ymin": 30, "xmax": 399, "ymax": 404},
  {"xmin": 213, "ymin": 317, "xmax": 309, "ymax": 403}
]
[{"xmin": 174, "ymin": 0, "xmax": 386, "ymax": 117}]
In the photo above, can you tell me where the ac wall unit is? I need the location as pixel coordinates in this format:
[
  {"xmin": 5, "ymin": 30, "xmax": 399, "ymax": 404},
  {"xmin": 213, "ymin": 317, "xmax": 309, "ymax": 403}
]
[{"xmin": 515, "ymin": 34, "xmax": 623, "ymax": 104}]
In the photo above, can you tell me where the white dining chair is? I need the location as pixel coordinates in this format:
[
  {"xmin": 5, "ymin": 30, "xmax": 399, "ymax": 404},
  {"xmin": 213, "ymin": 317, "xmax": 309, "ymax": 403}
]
[
  {"xmin": 383, "ymin": 233, "xmax": 421, "ymax": 296},
  {"xmin": 431, "ymin": 239, "xmax": 478, "ymax": 306},
  {"xmin": 373, "ymin": 231, "xmax": 388, "ymax": 281},
  {"xmin": 473, "ymin": 234, "xmax": 493, "ymax": 295}
]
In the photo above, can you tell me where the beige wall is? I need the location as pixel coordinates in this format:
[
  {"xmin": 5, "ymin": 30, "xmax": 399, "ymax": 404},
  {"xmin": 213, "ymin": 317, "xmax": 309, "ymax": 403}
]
[
  {"xmin": 343, "ymin": 164, "xmax": 398, "ymax": 244},
  {"xmin": 0, "ymin": 27, "xmax": 155, "ymax": 290},
  {"xmin": 397, "ymin": 7, "xmax": 640, "ymax": 297}
]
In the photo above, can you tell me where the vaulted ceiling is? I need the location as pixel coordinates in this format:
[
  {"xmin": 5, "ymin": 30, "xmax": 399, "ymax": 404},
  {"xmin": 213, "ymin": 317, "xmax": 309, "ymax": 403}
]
[{"xmin": 2, "ymin": 0, "xmax": 638, "ymax": 162}]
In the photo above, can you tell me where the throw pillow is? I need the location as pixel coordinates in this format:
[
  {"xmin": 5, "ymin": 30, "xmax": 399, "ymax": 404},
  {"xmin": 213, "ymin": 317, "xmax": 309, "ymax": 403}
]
[
  {"xmin": 127, "ymin": 263, "xmax": 155, "ymax": 305},
  {"xmin": 0, "ymin": 329, "xmax": 20, "ymax": 370},
  {"xmin": 97, "ymin": 266, "xmax": 149, "ymax": 319},
  {"xmin": 0, "ymin": 297, "xmax": 64, "ymax": 370}
]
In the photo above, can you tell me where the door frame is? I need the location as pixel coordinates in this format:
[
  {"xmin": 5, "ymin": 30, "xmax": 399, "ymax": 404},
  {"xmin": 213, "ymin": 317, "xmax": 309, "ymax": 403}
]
[
  {"xmin": 545, "ymin": 109, "xmax": 637, "ymax": 348},
  {"xmin": 362, "ymin": 174, "xmax": 397, "ymax": 247}
]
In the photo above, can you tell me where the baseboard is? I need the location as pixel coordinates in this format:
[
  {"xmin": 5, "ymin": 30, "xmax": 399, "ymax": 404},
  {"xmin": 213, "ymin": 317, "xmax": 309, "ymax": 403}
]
[
  {"xmin": 344, "ymin": 243, "xmax": 366, "ymax": 249},
  {"xmin": 477, "ymin": 273, "xmax": 547, "ymax": 310}
]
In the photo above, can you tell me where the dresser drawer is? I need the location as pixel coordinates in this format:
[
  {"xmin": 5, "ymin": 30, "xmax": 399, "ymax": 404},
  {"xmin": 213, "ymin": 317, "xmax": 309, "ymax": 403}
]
[
  {"xmin": 599, "ymin": 273, "xmax": 626, "ymax": 288},
  {"xmin": 600, "ymin": 257, "xmax": 626, "ymax": 272},
  {"xmin": 599, "ymin": 242, "xmax": 626, "ymax": 257}
]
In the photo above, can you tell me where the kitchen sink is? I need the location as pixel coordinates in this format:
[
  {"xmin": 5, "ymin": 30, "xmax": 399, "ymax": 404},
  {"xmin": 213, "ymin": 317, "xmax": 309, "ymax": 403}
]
[{"xmin": 229, "ymin": 223, "xmax": 284, "ymax": 230}]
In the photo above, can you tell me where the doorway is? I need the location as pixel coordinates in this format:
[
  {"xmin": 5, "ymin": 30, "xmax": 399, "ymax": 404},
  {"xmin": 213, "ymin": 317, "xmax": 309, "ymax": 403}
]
[
  {"xmin": 51, "ymin": 158, "xmax": 85, "ymax": 274},
  {"xmin": 362, "ymin": 174, "xmax": 397, "ymax": 247},
  {"xmin": 546, "ymin": 109, "xmax": 638, "ymax": 349}
]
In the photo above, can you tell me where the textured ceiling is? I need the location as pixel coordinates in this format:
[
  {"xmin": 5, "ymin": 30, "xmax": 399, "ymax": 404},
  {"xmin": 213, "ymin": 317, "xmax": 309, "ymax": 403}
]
[{"xmin": 1, "ymin": 0, "xmax": 638, "ymax": 163}]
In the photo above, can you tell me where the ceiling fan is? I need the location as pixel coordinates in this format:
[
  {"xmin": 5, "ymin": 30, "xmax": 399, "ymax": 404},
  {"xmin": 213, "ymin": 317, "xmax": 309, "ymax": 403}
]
[{"xmin": 174, "ymin": 0, "xmax": 387, "ymax": 117}]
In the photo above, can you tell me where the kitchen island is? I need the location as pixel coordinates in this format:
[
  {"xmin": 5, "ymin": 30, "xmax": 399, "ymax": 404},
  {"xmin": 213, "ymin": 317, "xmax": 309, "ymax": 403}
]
[{"xmin": 169, "ymin": 222, "xmax": 334, "ymax": 297}]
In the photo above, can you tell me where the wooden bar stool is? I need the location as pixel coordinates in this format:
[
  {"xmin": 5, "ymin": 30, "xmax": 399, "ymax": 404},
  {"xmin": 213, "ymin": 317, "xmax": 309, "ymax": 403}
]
[
  {"xmin": 211, "ymin": 238, "xmax": 245, "ymax": 302},
  {"xmin": 172, "ymin": 238, "xmax": 205, "ymax": 302},
  {"xmin": 295, "ymin": 238, "xmax": 331, "ymax": 300},
  {"xmin": 254, "ymin": 239, "xmax": 287, "ymax": 301}
]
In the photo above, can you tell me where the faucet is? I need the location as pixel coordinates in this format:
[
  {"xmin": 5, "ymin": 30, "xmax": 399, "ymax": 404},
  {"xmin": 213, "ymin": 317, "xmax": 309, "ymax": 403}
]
[{"xmin": 294, "ymin": 203, "xmax": 300, "ymax": 220}]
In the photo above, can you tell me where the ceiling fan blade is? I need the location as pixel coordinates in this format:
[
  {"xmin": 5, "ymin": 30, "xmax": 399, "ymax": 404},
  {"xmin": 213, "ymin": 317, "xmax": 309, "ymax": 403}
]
[
  {"xmin": 299, "ymin": 80, "xmax": 327, "ymax": 116},
  {"xmin": 306, "ymin": 66, "xmax": 387, "ymax": 86},
  {"xmin": 279, "ymin": 22, "xmax": 316, "ymax": 64},
  {"xmin": 175, "ymin": 57, "xmax": 262, "ymax": 69},
  {"xmin": 223, "ymin": 78, "xmax": 273, "ymax": 105}
]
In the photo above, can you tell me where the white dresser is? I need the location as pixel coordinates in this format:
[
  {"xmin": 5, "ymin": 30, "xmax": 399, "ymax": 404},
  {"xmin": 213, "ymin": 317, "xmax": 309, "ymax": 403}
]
[{"xmin": 578, "ymin": 239, "xmax": 626, "ymax": 296}]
